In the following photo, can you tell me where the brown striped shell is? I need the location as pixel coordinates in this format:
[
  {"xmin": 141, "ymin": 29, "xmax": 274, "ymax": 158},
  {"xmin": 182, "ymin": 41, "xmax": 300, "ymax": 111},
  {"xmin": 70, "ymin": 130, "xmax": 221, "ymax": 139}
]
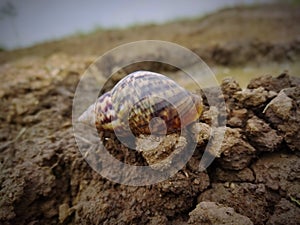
[{"xmin": 78, "ymin": 71, "xmax": 203, "ymax": 136}]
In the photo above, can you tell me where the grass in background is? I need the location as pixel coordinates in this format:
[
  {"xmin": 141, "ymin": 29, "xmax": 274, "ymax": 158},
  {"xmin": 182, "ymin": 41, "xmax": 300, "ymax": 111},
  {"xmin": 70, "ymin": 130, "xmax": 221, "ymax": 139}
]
[{"xmin": 212, "ymin": 61, "xmax": 300, "ymax": 88}]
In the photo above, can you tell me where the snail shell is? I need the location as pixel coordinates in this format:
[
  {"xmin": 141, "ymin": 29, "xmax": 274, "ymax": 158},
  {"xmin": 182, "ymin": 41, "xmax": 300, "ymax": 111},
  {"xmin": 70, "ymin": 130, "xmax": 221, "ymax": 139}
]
[{"xmin": 78, "ymin": 71, "xmax": 203, "ymax": 136}]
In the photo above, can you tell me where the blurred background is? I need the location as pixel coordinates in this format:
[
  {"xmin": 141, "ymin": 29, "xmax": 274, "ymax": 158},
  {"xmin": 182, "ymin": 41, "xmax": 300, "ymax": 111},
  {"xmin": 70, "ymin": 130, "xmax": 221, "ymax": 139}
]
[
  {"xmin": 0, "ymin": 0, "xmax": 299, "ymax": 87},
  {"xmin": 0, "ymin": 0, "xmax": 278, "ymax": 50}
]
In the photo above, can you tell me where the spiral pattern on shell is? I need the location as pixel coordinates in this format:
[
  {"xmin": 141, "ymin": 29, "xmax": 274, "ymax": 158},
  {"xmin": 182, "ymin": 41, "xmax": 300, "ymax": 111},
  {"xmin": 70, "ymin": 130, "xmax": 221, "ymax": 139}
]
[{"xmin": 78, "ymin": 71, "xmax": 203, "ymax": 137}]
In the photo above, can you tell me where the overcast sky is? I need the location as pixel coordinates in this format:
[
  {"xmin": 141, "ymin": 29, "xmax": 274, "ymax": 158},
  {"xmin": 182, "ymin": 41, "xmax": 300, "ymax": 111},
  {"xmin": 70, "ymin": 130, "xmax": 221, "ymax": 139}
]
[{"xmin": 0, "ymin": 0, "xmax": 274, "ymax": 49}]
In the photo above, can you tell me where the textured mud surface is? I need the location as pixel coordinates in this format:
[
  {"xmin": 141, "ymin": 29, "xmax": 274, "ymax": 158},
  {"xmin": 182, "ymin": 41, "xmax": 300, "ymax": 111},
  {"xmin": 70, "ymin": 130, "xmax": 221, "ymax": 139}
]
[{"xmin": 1, "ymin": 3, "xmax": 300, "ymax": 225}]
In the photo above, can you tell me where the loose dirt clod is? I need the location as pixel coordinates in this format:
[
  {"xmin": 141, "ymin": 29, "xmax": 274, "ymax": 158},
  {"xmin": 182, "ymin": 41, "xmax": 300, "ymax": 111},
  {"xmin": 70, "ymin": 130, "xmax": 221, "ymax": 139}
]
[{"xmin": 188, "ymin": 201, "xmax": 254, "ymax": 225}]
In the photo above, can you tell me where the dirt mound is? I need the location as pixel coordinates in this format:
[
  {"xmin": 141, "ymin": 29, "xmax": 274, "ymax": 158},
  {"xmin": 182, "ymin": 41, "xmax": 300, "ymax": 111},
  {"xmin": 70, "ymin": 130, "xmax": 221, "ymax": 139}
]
[
  {"xmin": 0, "ymin": 69, "xmax": 299, "ymax": 224},
  {"xmin": 0, "ymin": 3, "xmax": 300, "ymax": 225}
]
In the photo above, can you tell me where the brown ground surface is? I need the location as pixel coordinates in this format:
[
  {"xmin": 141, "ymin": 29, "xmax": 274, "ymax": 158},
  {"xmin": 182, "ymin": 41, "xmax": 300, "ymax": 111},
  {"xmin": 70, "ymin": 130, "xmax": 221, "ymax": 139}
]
[{"xmin": 0, "ymin": 3, "xmax": 300, "ymax": 225}]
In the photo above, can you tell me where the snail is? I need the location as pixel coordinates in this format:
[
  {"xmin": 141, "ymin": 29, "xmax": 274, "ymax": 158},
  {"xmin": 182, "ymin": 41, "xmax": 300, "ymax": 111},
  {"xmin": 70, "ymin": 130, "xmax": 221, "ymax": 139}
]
[{"xmin": 78, "ymin": 71, "xmax": 203, "ymax": 137}]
